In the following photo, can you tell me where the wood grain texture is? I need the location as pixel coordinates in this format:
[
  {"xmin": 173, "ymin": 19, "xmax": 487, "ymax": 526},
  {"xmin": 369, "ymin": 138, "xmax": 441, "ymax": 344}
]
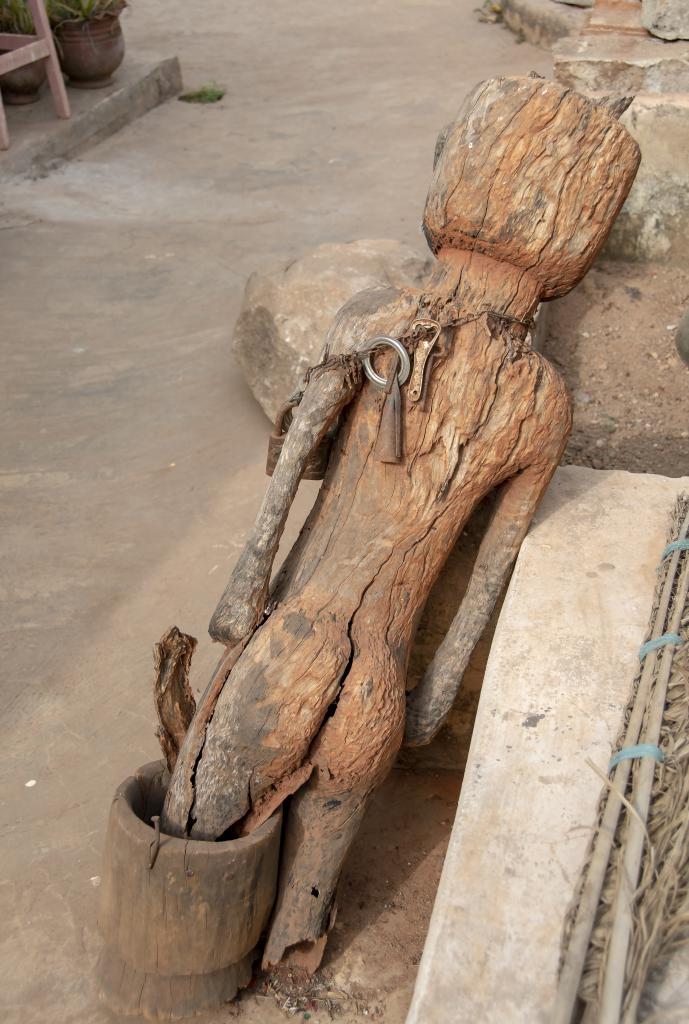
[
  {"xmin": 161, "ymin": 75, "xmax": 638, "ymax": 971},
  {"xmin": 405, "ymin": 462, "xmax": 557, "ymax": 746},
  {"xmin": 209, "ymin": 355, "xmax": 363, "ymax": 647},
  {"xmin": 161, "ymin": 356, "xmax": 362, "ymax": 840},
  {"xmin": 424, "ymin": 76, "xmax": 640, "ymax": 298},
  {"xmin": 161, "ymin": 643, "xmax": 245, "ymax": 838},
  {"xmin": 153, "ymin": 626, "xmax": 197, "ymax": 773},
  {"xmin": 97, "ymin": 761, "xmax": 281, "ymax": 1019}
]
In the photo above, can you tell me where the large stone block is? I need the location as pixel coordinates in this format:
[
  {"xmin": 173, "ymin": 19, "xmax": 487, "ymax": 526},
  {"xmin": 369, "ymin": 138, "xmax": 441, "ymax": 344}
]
[
  {"xmin": 643, "ymin": 0, "xmax": 689, "ymax": 40},
  {"xmin": 554, "ymin": 31, "xmax": 689, "ymax": 93},
  {"xmin": 606, "ymin": 93, "xmax": 689, "ymax": 261},
  {"xmin": 588, "ymin": 0, "xmax": 648, "ymax": 35},
  {"xmin": 232, "ymin": 239, "xmax": 433, "ymax": 421}
]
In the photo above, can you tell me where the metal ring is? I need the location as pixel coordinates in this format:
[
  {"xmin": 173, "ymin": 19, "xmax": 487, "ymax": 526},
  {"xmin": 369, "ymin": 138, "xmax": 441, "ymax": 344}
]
[{"xmin": 361, "ymin": 336, "xmax": 411, "ymax": 390}]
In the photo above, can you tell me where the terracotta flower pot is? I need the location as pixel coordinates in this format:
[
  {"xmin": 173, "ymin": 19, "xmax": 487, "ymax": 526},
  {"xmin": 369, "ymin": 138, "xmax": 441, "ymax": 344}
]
[
  {"xmin": 0, "ymin": 53, "xmax": 47, "ymax": 104},
  {"xmin": 56, "ymin": 14, "xmax": 124, "ymax": 89},
  {"xmin": 96, "ymin": 760, "xmax": 282, "ymax": 1020}
]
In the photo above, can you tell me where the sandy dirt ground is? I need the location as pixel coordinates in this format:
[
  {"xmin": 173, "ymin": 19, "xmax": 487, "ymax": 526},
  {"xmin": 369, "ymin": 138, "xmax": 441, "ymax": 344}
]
[{"xmin": 546, "ymin": 261, "xmax": 689, "ymax": 478}]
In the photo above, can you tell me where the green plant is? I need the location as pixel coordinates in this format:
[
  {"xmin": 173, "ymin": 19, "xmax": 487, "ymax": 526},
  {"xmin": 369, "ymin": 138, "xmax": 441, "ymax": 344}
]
[
  {"xmin": 476, "ymin": 1, "xmax": 503, "ymax": 24},
  {"xmin": 179, "ymin": 83, "xmax": 225, "ymax": 104},
  {"xmin": 0, "ymin": 0, "xmax": 47, "ymax": 33},
  {"xmin": 50, "ymin": 0, "xmax": 126, "ymax": 24}
]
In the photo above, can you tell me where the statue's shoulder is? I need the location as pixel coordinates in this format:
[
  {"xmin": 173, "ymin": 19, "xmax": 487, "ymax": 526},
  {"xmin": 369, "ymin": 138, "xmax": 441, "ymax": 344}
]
[{"xmin": 325, "ymin": 286, "xmax": 419, "ymax": 356}]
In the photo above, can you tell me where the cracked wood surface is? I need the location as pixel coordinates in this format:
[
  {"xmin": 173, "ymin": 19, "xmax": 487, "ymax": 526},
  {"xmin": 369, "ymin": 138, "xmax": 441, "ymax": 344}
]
[
  {"xmin": 161, "ymin": 356, "xmax": 361, "ymax": 839},
  {"xmin": 160, "ymin": 75, "xmax": 639, "ymax": 969},
  {"xmin": 209, "ymin": 355, "xmax": 363, "ymax": 647},
  {"xmin": 153, "ymin": 626, "xmax": 197, "ymax": 773},
  {"xmin": 97, "ymin": 761, "xmax": 281, "ymax": 1017}
]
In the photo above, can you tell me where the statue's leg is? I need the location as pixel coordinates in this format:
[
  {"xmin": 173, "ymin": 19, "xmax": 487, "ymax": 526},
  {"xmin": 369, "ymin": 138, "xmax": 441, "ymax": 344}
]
[
  {"xmin": 185, "ymin": 600, "xmax": 352, "ymax": 840},
  {"xmin": 263, "ymin": 643, "xmax": 406, "ymax": 969}
]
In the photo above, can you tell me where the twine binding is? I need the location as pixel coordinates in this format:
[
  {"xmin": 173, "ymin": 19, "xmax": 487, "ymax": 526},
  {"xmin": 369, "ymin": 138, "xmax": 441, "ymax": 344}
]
[
  {"xmin": 556, "ymin": 494, "xmax": 689, "ymax": 1023},
  {"xmin": 608, "ymin": 743, "xmax": 665, "ymax": 771}
]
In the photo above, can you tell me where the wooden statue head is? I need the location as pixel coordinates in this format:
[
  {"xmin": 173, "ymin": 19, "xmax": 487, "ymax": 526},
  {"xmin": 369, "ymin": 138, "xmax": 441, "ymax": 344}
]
[{"xmin": 423, "ymin": 76, "xmax": 640, "ymax": 300}]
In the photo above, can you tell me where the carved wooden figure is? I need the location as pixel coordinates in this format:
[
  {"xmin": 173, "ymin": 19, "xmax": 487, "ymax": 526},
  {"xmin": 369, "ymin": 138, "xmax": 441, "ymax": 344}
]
[{"xmin": 156, "ymin": 76, "xmax": 639, "ymax": 973}]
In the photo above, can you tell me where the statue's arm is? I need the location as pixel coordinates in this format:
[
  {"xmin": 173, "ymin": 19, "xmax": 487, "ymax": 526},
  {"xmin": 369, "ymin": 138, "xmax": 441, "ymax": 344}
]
[
  {"xmin": 404, "ymin": 456, "xmax": 560, "ymax": 747},
  {"xmin": 209, "ymin": 355, "xmax": 362, "ymax": 645}
]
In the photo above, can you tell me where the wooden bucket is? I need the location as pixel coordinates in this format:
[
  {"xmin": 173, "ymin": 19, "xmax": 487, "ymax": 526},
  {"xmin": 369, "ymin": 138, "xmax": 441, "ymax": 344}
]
[{"xmin": 96, "ymin": 760, "xmax": 281, "ymax": 1020}]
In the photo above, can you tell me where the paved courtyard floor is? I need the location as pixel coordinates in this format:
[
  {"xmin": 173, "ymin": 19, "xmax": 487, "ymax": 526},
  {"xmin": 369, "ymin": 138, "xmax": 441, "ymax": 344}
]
[{"xmin": 0, "ymin": 4, "xmax": 550, "ymax": 1022}]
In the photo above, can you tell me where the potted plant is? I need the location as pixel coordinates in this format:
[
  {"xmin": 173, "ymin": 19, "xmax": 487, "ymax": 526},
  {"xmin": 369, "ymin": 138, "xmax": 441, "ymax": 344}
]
[
  {"xmin": 0, "ymin": 0, "xmax": 49, "ymax": 104},
  {"xmin": 50, "ymin": 0, "xmax": 127, "ymax": 89}
]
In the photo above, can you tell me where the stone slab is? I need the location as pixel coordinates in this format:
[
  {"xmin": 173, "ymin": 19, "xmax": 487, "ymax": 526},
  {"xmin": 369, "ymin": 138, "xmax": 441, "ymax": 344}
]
[
  {"xmin": 587, "ymin": 0, "xmax": 648, "ymax": 36},
  {"xmin": 553, "ymin": 30, "xmax": 689, "ymax": 92},
  {"xmin": 406, "ymin": 465, "xmax": 689, "ymax": 1024},
  {"xmin": 0, "ymin": 55, "xmax": 182, "ymax": 180},
  {"xmin": 501, "ymin": 0, "xmax": 586, "ymax": 47}
]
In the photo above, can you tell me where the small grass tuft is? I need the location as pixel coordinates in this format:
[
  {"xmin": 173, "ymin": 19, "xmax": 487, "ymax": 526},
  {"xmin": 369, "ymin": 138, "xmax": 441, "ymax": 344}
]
[
  {"xmin": 179, "ymin": 84, "xmax": 225, "ymax": 105},
  {"xmin": 476, "ymin": 1, "xmax": 503, "ymax": 24}
]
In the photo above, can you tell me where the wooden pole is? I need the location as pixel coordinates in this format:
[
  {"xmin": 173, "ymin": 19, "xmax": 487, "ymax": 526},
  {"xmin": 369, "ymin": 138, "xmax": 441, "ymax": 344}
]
[
  {"xmin": 599, "ymin": 541, "xmax": 689, "ymax": 1024},
  {"xmin": 553, "ymin": 510, "xmax": 689, "ymax": 1024}
]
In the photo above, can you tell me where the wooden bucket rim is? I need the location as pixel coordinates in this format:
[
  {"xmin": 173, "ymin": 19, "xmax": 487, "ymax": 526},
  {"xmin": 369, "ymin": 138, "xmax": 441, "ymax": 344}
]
[{"xmin": 116, "ymin": 759, "xmax": 282, "ymax": 857}]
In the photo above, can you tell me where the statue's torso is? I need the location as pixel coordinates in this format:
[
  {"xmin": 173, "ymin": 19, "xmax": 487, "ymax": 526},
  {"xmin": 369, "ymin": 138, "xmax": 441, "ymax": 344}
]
[{"xmin": 273, "ymin": 309, "xmax": 568, "ymax": 654}]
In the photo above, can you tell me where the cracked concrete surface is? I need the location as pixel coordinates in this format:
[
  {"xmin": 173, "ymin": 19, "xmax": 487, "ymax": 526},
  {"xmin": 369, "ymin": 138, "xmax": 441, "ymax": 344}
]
[{"xmin": 0, "ymin": 3, "xmax": 549, "ymax": 1021}]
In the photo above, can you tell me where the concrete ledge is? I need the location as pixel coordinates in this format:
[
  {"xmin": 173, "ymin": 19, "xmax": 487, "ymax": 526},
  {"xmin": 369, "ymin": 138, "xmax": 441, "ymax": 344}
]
[
  {"xmin": 0, "ymin": 55, "xmax": 182, "ymax": 181},
  {"xmin": 406, "ymin": 466, "xmax": 689, "ymax": 1024},
  {"xmin": 501, "ymin": 0, "xmax": 586, "ymax": 48}
]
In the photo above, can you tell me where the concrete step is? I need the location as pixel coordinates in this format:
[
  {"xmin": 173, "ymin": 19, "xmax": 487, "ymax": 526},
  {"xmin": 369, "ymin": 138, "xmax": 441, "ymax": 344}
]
[
  {"xmin": 500, "ymin": 0, "xmax": 586, "ymax": 48},
  {"xmin": 406, "ymin": 465, "xmax": 689, "ymax": 1024},
  {"xmin": 0, "ymin": 55, "xmax": 181, "ymax": 181}
]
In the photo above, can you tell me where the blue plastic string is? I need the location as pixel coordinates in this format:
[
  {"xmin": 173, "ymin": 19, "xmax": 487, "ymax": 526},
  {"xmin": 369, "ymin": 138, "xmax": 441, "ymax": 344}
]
[
  {"xmin": 638, "ymin": 633, "xmax": 682, "ymax": 660},
  {"xmin": 660, "ymin": 538, "xmax": 689, "ymax": 561},
  {"xmin": 609, "ymin": 743, "xmax": 665, "ymax": 771}
]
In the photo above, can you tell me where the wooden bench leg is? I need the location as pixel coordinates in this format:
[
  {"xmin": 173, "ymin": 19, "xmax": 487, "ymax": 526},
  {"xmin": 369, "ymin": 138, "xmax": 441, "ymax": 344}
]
[
  {"xmin": 0, "ymin": 93, "xmax": 9, "ymax": 150},
  {"xmin": 28, "ymin": 0, "xmax": 70, "ymax": 119}
]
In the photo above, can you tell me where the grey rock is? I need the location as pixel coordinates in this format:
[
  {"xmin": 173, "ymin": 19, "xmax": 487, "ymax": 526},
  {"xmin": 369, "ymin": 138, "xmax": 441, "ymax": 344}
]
[
  {"xmin": 233, "ymin": 239, "xmax": 433, "ymax": 421},
  {"xmin": 604, "ymin": 95, "xmax": 689, "ymax": 263},
  {"xmin": 643, "ymin": 0, "xmax": 689, "ymax": 40}
]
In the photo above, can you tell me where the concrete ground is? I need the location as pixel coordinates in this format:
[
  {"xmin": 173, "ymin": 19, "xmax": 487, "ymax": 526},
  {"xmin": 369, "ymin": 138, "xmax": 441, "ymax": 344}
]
[{"xmin": 0, "ymin": 4, "xmax": 550, "ymax": 1022}]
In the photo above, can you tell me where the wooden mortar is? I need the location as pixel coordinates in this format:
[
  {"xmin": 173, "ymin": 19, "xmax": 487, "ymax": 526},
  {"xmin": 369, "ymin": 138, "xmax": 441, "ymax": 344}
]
[{"xmin": 96, "ymin": 760, "xmax": 281, "ymax": 1020}]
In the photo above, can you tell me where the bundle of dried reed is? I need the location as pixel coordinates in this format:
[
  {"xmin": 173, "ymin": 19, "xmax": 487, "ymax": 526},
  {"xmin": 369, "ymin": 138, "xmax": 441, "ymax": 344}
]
[{"xmin": 556, "ymin": 496, "xmax": 689, "ymax": 1024}]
